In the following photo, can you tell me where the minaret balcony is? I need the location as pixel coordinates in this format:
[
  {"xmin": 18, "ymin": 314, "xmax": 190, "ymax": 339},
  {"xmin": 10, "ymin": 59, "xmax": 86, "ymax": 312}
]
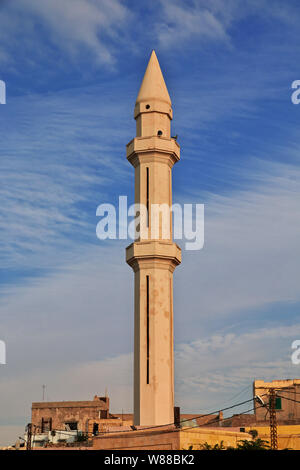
[
  {"xmin": 126, "ymin": 240, "xmax": 181, "ymax": 269},
  {"xmin": 126, "ymin": 136, "xmax": 180, "ymax": 167}
]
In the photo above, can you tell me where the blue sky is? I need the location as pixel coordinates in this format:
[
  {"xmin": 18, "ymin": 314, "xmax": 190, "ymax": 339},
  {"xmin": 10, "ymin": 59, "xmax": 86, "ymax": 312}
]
[{"xmin": 0, "ymin": 0, "xmax": 300, "ymax": 445}]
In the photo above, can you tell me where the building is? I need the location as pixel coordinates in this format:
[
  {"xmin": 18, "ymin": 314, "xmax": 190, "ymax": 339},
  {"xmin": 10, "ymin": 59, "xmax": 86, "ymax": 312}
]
[
  {"xmin": 93, "ymin": 426, "xmax": 251, "ymax": 451},
  {"xmin": 254, "ymin": 379, "xmax": 300, "ymax": 424},
  {"xmin": 219, "ymin": 378, "xmax": 300, "ymax": 428},
  {"xmin": 126, "ymin": 50, "xmax": 181, "ymax": 426},
  {"xmin": 31, "ymin": 395, "xmax": 110, "ymax": 434},
  {"xmin": 30, "ymin": 394, "xmax": 225, "ymax": 449},
  {"xmin": 24, "ymin": 429, "xmax": 80, "ymax": 449}
]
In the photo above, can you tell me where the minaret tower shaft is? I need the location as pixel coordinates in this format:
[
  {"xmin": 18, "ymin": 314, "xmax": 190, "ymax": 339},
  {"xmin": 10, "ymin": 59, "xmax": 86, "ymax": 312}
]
[{"xmin": 126, "ymin": 51, "xmax": 181, "ymax": 426}]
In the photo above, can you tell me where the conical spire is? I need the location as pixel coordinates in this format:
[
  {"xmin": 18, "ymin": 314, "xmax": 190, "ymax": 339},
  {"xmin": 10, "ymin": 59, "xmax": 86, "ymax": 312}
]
[{"xmin": 136, "ymin": 50, "xmax": 171, "ymax": 106}]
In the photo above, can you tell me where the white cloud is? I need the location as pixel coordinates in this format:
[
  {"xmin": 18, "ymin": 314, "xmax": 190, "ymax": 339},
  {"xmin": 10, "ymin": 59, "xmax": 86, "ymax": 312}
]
[
  {"xmin": 156, "ymin": 0, "xmax": 232, "ymax": 48},
  {"xmin": 0, "ymin": 319, "xmax": 299, "ymax": 445},
  {"xmin": 0, "ymin": 86, "xmax": 131, "ymax": 270},
  {"xmin": 155, "ymin": 0, "xmax": 299, "ymax": 49},
  {"xmin": 175, "ymin": 159, "xmax": 300, "ymax": 330},
  {"xmin": 0, "ymin": 156, "xmax": 299, "ymax": 441},
  {"xmin": 0, "ymin": 0, "xmax": 299, "ymax": 448},
  {"xmin": 175, "ymin": 323, "xmax": 300, "ymax": 413},
  {"xmin": 0, "ymin": 0, "xmax": 130, "ymax": 66}
]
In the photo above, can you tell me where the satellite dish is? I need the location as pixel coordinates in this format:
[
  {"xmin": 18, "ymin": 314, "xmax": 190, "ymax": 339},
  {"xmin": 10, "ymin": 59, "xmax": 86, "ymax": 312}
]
[{"xmin": 255, "ymin": 395, "xmax": 265, "ymax": 406}]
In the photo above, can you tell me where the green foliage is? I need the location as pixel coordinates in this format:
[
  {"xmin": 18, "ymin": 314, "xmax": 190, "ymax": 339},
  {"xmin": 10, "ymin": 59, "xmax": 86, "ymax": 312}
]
[
  {"xmin": 249, "ymin": 429, "xmax": 258, "ymax": 439},
  {"xmin": 197, "ymin": 438, "xmax": 270, "ymax": 451},
  {"xmin": 200, "ymin": 441, "xmax": 226, "ymax": 450},
  {"xmin": 236, "ymin": 438, "xmax": 270, "ymax": 450}
]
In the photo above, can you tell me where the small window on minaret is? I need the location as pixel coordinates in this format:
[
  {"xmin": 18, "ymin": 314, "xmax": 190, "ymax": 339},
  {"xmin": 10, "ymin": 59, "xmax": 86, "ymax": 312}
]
[
  {"xmin": 157, "ymin": 130, "xmax": 163, "ymax": 136},
  {"xmin": 146, "ymin": 104, "xmax": 150, "ymax": 109}
]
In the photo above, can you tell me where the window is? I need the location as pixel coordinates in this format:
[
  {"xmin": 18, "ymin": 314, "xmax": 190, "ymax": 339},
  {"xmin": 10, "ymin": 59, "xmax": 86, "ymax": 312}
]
[
  {"xmin": 269, "ymin": 396, "xmax": 282, "ymax": 410},
  {"xmin": 93, "ymin": 423, "xmax": 99, "ymax": 436},
  {"xmin": 65, "ymin": 421, "xmax": 78, "ymax": 431},
  {"xmin": 41, "ymin": 417, "xmax": 52, "ymax": 432},
  {"xmin": 100, "ymin": 409, "xmax": 109, "ymax": 419},
  {"xmin": 275, "ymin": 397, "xmax": 282, "ymax": 410}
]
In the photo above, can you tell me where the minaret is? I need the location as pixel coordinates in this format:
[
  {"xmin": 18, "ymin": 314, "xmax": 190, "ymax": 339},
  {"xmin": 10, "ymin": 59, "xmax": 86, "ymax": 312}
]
[{"xmin": 126, "ymin": 51, "xmax": 181, "ymax": 426}]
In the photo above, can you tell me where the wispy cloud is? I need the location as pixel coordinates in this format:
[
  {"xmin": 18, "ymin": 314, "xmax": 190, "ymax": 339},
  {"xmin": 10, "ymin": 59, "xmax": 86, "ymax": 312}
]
[
  {"xmin": 175, "ymin": 322, "xmax": 300, "ymax": 413},
  {"xmin": 0, "ymin": 0, "xmax": 300, "ymax": 447},
  {"xmin": 0, "ymin": 320, "xmax": 298, "ymax": 431},
  {"xmin": 0, "ymin": 84, "xmax": 132, "ymax": 271},
  {"xmin": 154, "ymin": 0, "xmax": 300, "ymax": 49},
  {"xmin": 0, "ymin": 0, "xmax": 131, "ymax": 67},
  {"xmin": 0, "ymin": 155, "xmax": 299, "ymax": 435},
  {"xmin": 156, "ymin": 0, "xmax": 231, "ymax": 48},
  {"xmin": 175, "ymin": 158, "xmax": 300, "ymax": 338}
]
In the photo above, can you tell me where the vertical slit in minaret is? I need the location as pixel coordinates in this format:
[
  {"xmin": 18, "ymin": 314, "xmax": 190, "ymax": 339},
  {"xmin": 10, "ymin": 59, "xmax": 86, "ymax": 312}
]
[
  {"xmin": 146, "ymin": 167, "xmax": 149, "ymax": 228},
  {"xmin": 146, "ymin": 275, "xmax": 150, "ymax": 384}
]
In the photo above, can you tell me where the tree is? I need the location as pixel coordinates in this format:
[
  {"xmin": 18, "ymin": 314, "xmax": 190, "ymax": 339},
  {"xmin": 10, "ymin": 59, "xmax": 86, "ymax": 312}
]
[
  {"xmin": 249, "ymin": 429, "xmax": 258, "ymax": 439},
  {"xmin": 235, "ymin": 438, "xmax": 270, "ymax": 450},
  {"xmin": 196, "ymin": 438, "xmax": 270, "ymax": 451},
  {"xmin": 200, "ymin": 441, "xmax": 226, "ymax": 450}
]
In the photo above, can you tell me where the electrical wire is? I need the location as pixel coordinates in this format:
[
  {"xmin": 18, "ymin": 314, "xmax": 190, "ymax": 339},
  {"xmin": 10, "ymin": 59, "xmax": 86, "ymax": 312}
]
[
  {"xmin": 27, "ymin": 394, "xmax": 268, "ymax": 442},
  {"xmin": 276, "ymin": 394, "xmax": 300, "ymax": 405},
  {"xmin": 29, "ymin": 392, "xmax": 300, "ymax": 446},
  {"xmin": 94, "ymin": 396, "xmax": 261, "ymax": 436},
  {"xmin": 45, "ymin": 394, "xmax": 266, "ymax": 438},
  {"xmin": 213, "ymin": 384, "xmax": 252, "ymax": 410},
  {"xmin": 29, "ymin": 402, "xmax": 267, "ymax": 443}
]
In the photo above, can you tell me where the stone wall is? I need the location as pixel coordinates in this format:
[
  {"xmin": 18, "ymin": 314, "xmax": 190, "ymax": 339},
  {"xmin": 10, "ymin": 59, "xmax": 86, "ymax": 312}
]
[{"xmin": 31, "ymin": 395, "xmax": 109, "ymax": 433}]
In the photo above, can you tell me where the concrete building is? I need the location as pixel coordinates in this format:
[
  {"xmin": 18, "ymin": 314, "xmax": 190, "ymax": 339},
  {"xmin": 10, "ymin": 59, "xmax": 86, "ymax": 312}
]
[{"xmin": 126, "ymin": 50, "xmax": 181, "ymax": 426}]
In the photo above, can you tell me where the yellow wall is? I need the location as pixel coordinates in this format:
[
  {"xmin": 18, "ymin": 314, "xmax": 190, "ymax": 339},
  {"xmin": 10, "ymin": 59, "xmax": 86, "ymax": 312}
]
[
  {"xmin": 179, "ymin": 427, "xmax": 251, "ymax": 450},
  {"xmin": 93, "ymin": 425, "xmax": 300, "ymax": 450},
  {"xmin": 180, "ymin": 425, "xmax": 300, "ymax": 450},
  {"xmin": 246, "ymin": 424, "xmax": 300, "ymax": 450}
]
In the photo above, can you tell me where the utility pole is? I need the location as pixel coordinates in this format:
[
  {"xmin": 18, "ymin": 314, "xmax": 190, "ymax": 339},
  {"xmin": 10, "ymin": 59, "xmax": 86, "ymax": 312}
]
[
  {"xmin": 269, "ymin": 388, "xmax": 278, "ymax": 450},
  {"xmin": 26, "ymin": 423, "xmax": 32, "ymax": 451}
]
